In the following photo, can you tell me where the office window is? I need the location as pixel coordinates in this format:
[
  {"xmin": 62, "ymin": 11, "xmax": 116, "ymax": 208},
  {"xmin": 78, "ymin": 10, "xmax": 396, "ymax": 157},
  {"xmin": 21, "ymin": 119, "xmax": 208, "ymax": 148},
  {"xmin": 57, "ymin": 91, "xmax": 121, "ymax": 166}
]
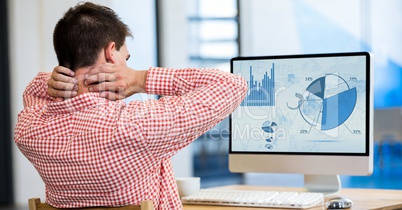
[
  {"xmin": 187, "ymin": 0, "xmax": 241, "ymax": 188},
  {"xmin": 188, "ymin": 0, "xmax": 238, "ymax": 70}
]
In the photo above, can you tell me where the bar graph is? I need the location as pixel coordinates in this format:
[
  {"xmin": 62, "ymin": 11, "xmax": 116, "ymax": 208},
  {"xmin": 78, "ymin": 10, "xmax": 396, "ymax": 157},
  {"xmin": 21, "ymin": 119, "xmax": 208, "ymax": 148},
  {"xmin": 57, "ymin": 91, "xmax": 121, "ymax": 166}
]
[{"xmin": 241, "ymin": 63, "xmax": 275, "ymax": 106}]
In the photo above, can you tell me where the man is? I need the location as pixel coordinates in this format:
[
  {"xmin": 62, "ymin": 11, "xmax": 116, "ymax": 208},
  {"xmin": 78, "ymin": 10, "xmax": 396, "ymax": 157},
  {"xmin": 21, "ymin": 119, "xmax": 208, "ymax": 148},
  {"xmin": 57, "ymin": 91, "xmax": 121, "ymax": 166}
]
[{"xmin": 14, "ymin": 2, "xmax": 247, "ymax": 209}]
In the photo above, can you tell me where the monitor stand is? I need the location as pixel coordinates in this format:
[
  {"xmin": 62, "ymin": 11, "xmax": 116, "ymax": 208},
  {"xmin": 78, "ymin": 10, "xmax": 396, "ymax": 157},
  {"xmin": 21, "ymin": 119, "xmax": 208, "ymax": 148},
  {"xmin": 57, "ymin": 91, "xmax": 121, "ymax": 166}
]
[{"xmin": 304, "ymin": 174, "xmax": 341, "ymax": 195}]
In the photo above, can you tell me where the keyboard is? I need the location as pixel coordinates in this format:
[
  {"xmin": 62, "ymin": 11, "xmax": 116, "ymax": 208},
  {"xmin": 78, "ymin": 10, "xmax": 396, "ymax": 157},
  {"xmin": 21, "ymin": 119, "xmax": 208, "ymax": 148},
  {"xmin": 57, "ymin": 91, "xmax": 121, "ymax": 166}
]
[{"xmin": 181, "ymin": 189, "xmax": 324, "ymax": 209}]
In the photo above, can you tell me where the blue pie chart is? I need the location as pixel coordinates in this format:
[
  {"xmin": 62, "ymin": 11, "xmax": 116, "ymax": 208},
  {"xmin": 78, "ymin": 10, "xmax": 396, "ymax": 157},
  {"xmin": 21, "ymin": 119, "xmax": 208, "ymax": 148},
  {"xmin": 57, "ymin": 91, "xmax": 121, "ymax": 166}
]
[
  {"xmin": 262, "ymin": 121, "xmax": 278, "ymax": 133},
  {"xmin": 301, "ymin": 74, "xmax": 357, "ymax": 131}
]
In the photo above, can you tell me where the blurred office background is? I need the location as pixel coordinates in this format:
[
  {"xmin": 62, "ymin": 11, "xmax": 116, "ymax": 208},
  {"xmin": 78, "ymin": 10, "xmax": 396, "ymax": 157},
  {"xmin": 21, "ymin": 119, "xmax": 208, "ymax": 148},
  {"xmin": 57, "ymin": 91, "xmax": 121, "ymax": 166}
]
[{"xmin": 1, "ymin": 0, "xmax": 402, "ymax": 208}]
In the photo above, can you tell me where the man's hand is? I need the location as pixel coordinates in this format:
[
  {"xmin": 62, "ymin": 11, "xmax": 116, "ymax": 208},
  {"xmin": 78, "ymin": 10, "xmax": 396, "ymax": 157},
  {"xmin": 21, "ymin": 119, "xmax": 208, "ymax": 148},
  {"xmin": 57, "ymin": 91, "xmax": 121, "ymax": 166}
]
[
  {"xmin": 47, "ymin": 66, "xmax": 78, "ymax": 102},
  {"xmin": 85, "ymin": 63, "xmax": 148, "ymax": 100}
]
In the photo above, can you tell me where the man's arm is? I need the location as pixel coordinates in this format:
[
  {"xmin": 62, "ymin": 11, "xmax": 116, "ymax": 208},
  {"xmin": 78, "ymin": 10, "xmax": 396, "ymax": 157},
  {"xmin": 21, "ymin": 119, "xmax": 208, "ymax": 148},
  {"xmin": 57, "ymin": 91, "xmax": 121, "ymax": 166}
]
[
  {"xmin": 50, "ymin": 64, "xmax": 248, "ymax": 160},
  {"xmin": 23, "ymin": 72, "xmax": 55, "ymax": 108},
  {"xmin": 24, "ymin": 67, "xmax": 78, "ymax": 108},
  {"xmin": 123, "ymin": 67, "xmax": 248, "ymax": 160}
]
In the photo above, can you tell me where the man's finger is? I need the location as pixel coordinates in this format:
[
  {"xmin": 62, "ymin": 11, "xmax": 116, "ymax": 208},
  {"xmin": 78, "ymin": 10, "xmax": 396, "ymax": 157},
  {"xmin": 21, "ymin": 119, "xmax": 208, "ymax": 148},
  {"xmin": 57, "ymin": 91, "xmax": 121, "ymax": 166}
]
[
  {"xmin": 87, "ymin": 63, "xmax": 116, "ymax": 75},
  {"xmin": 48, "ymin": 87, "xmax": 77, "ymax": 99},
  {"xmin": 48, "ymin": 79, "xmax": 77, "ymax": 91},
  {"xmin": 52, "ymin": 72, "xmax": 78, "ymax": 84},
  {"xmin": 99, "ymin": 91, "xmax": 124, "ymax": 101},
  {"xmin": 85, "ymin": 73, "xmax": 116, "ymax": 85},
  {"xmin": 54, "ymin": 66, "xmax": 75, "ymax": 76},
  {"xmin": 88, "ymin": 82, "xmax": 119, "ymax": 92}
]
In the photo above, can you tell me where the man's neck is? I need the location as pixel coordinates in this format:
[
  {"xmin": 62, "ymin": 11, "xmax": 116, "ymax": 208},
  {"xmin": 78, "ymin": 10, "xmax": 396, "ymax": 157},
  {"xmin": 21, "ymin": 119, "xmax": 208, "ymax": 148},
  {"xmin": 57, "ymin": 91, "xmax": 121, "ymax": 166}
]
[{"xmin": 75, "ymin": 67, "xmax": 91, "ymax": 96}]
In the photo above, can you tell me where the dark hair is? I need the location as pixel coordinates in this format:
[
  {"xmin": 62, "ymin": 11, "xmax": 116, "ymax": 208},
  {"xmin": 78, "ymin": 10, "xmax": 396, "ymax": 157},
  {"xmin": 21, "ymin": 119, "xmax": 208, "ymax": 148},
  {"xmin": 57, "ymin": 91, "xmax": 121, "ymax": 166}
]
[{"xmin": 53, "ymin": 2, "xmax": 132, "ymax": 71}]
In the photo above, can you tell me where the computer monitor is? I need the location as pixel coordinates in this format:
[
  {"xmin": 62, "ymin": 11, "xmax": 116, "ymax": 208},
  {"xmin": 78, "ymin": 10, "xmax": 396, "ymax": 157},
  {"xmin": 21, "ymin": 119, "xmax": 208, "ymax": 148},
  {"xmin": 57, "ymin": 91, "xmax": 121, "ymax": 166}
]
[{"xmin": 229, "ymin": 52, "xmax": 373, "ymax": 194}]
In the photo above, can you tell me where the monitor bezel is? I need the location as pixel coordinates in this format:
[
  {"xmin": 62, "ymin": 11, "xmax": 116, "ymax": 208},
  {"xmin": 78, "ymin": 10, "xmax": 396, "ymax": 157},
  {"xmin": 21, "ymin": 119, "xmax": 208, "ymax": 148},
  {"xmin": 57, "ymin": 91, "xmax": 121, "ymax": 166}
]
[{"xmin": 229, "ymin": 51, "xmax": 372, "ymax": 157}]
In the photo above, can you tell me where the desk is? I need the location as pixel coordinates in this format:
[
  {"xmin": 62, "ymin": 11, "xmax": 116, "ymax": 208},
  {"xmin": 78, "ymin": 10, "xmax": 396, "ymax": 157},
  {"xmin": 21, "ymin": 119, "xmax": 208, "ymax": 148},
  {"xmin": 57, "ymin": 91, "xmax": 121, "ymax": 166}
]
[{"xmin": 183, "ymin": 185, "xmax": 402, "ymax": 210}]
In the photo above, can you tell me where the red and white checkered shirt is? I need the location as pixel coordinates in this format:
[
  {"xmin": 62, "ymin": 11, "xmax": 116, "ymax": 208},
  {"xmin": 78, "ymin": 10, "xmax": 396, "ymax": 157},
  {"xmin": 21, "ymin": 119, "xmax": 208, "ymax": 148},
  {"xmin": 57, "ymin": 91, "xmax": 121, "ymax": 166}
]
[{"xmin": 14, "ymin": 67, "xmax": 247, "ymax": 209}]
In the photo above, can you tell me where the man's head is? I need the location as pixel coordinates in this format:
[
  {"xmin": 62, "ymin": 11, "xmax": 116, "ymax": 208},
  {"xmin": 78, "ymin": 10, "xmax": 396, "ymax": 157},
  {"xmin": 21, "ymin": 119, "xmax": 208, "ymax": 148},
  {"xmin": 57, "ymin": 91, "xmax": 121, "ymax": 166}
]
[{"xmin": 53, "ymin": 2, "xmax": 132, "ymax": 71}]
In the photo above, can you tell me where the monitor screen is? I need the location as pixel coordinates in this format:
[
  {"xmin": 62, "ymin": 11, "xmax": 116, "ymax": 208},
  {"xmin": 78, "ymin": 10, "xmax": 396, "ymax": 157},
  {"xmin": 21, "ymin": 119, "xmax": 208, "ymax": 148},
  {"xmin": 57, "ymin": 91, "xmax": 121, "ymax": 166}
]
[{"xmin": 229, "ymin": 52, "xmax": 373, "ymax": 193}]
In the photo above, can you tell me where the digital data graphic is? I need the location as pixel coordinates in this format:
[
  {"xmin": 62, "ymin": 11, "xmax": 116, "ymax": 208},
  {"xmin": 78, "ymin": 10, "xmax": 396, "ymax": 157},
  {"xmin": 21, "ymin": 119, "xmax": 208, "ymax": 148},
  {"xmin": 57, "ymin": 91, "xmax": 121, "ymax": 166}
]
[
  {"xmin": 241, "ymin": 64, "xmax": 275, "ymax": 106},
  {"xmin": 289, "ymin": 74, "xmax": 357, "ymax": 131},
  {"xmin": 232, "ymin": 56, "xmax": 367, "ymax": 153}
]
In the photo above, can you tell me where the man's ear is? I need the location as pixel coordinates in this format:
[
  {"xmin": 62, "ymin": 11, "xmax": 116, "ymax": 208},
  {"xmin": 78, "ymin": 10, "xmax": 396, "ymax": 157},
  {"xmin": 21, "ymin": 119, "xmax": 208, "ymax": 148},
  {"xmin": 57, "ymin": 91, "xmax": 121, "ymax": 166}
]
[{"xmin": 104, "ymin": 42, "xmax": 116, "ymax": 63}]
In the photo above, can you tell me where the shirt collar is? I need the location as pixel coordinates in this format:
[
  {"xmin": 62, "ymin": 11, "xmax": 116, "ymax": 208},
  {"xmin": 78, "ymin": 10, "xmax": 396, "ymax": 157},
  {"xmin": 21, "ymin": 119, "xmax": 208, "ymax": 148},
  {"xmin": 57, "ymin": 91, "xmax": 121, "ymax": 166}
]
[{"xmin": 44, "ymin": 92, "xmax": 109, "ymax": 115}]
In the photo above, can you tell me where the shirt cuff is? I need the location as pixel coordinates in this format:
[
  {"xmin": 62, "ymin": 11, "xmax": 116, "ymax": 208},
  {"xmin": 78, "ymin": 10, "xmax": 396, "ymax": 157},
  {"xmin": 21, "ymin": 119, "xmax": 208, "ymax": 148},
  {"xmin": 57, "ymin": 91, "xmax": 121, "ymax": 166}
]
[{"xmin": 146, "ymin": 67, "xmax": 175, "ymax": 96}]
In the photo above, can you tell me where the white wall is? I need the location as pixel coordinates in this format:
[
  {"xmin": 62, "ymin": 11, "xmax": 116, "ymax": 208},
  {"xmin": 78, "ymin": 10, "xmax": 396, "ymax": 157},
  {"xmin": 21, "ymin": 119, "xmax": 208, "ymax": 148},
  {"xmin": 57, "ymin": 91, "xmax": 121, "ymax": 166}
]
[{"xmin": 8, "ymin": 0, "xmax": 158, "ymax": 206}]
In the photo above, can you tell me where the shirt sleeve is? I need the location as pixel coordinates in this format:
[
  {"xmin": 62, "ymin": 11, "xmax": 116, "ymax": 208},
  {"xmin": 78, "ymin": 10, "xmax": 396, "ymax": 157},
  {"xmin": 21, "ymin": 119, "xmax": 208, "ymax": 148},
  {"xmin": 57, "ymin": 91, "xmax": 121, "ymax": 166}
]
[
  {"xmin": 23, "ymin": 72, "xmax": 55, "ymax": 108},
  {"xmin": 124, "ymin": 67, "xmax": 248, "ymax": 160}
]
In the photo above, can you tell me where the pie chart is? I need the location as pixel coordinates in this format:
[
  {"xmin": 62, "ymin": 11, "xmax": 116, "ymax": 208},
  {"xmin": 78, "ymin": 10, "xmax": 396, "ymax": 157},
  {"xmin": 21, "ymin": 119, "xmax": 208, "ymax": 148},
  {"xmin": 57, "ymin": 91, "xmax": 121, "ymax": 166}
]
[
  {"xmin": 262, "ymin": 121, "xmax": 278, "ymax": 133},
  {"xmin": 299, "ymin": 74, "xmax": 357, "ymax": 131}
]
